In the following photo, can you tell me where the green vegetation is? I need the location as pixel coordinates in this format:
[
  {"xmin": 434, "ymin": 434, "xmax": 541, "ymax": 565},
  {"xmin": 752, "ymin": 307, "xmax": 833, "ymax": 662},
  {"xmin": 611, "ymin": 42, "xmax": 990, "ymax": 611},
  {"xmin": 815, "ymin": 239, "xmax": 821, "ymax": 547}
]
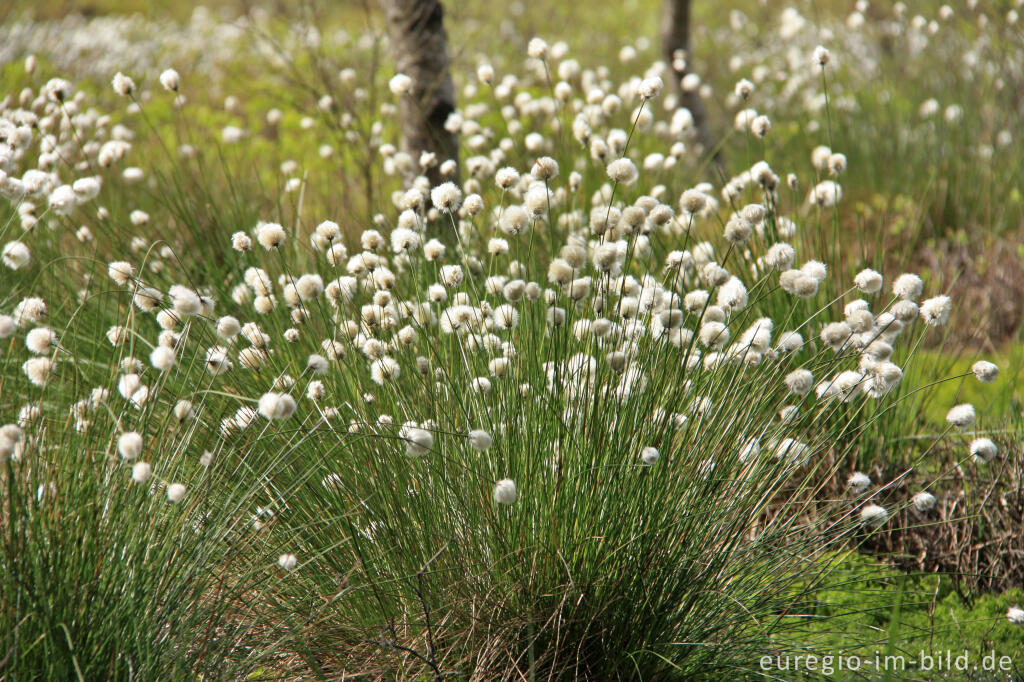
[{"xmin": 1, "ymin": 1, "xmax": 1022, "ymax": 679}]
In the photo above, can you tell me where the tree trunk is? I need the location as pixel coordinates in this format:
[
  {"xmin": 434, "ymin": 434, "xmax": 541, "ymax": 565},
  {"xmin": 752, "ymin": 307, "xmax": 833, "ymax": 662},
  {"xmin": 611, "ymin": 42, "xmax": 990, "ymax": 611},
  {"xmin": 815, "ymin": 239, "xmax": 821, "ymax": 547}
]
[
  {"xmin": 660, "ymin": 0, "xmax": 717, "ymax": 159},
  {"xmin": 380, "ymin": 0, "xmax": 459, "ymax": 185}
]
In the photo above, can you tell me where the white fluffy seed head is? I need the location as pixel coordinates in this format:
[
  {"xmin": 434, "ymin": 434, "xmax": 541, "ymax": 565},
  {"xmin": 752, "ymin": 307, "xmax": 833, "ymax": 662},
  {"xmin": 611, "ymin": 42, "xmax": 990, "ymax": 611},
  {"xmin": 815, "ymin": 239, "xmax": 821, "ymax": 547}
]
[
  {"xmin": 606, "ymin": 158, "xmax": 638, "ymax": 185},
  {"xmin": 919, "ymin": 296, "xmax": 952, "ymax": 326},
  {"xmin": 527, "ymin": 37, "xmax": 548, "ymax": 59},
  {"xmin": 168, "ymin": 285, "xmax": 201, "ymax": 316},
  {"xmin": 532, "ymin": 156, "xmax": 559, "ymax": 181},
  {"xmin": 166, "ymin": 483, "xmax": 186, "ymax": 502},
  {"xmin": 493, "ymin": 478, "xmax": 517, "ymax": 505},
  {"xmin": 256, "ymin": 222, "xmax": 287, "ymax": 250},
  {"xmin": 637, "ymin": 76, "xmax": 663, "ymax": 100},
  {"xmin": 723, "ymin": 216, "xmax": 752, "ymax": 244},
  {"xmin": 150, "ymin": 345, "xmax": 176, "ymax": 371},
  {"xmin": 371, "ymin": 356, "xmax": 401, "ymax": 385},
  {"xmin": 854, "ymin": 269, "xmax": 883, "ymax": 294},
  {"xmin": 401, "ymin": 425, "xmax": 434, "ymax": 457},
  {"xmin": 785, "ymin": 368, "xmax": 814, "ymax": 395},
  {"xmin": 640, "ymin": 446, "xmax": 660, "ymax": 466},
  {"xmin": 971, "ymin": 360, "xmax": 999, "ymax": 383},
  {"xmin": 764, "ymin": 243, "xmax": 795, "ymax": 271},
  {"xmin": 117, "ymin": 431, "xmax": 143, "ymax": 460},
  {"xmin": 159, "ymin": 68, "xmax": 180, "ymax": 92},
  {"xmin": 431, "ymin": 182, "xmax": 462, "ymax": 213},
  {"xmin": 25, "ymin": 327, "xmax": 56, "ymax": 354},
  {"xmin": 970, "ymin": 437, "xmax": 998, "ymax": 464},
  {"xmin": 2, "ymin": 242, "xmax": 30, "ymax": 270},
  {"xmin": 892, "ymin": 273, "xmax": 923, "ymax": 300},
  {"xmin": 911, "ymin": 491, "xmax": 936, "ymax": 513},
  {"xmin": 500, "ymin": 205, "xmax": 530, "ymax": 236},
  {"xmin": 388, "ymin": 73, "xmax": 413, "ymax": 95},
  {"xmin": 699, "ymin": 321, "xmax": 729, "ymax": 349},
  {"xmin": 750, "ymin": 115, "xmax": 771, "ymax": 138},
  {"xmin": 847, "ymin": 471, "xmax": 871, "ymax": 494},
  {"xmin": 813, "ymin": 45, "xmax": 831, "ymax": 66},
  {"xmin": 258, "ymin": 392, "xmax": 297, "ymax": 420},
  {"xmin": 860, "ymin": 503, "xmax": 888, "ymax": 528},
  {"xmin": 173, "ymin": 399, "xmax": 194, "ymax": 422},
  {"xmin": 131, "ymin": 461, "xmax": 152, "ymax": 483},
  {"xmin": 468, "ymin": 429, "xmax": 493, "ymax": 451},
  {"xmin": 945, "ymin": 403, "xmax": 976, "ymax": 429},
  {"xmin": 112, "ymin": 71, "xmax": 135, "ymax": 96},
  {"xmin": 108, "ymin": 261, "xmax": 135, "ymax": 285}
]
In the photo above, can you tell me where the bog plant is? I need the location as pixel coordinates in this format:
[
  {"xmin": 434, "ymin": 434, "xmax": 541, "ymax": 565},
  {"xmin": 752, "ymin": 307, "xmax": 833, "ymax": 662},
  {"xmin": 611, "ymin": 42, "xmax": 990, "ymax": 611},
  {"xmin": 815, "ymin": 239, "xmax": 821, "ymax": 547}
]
[{"xmin": 0, "ymin": 5, "xmax": 1013, "ymax": 680}]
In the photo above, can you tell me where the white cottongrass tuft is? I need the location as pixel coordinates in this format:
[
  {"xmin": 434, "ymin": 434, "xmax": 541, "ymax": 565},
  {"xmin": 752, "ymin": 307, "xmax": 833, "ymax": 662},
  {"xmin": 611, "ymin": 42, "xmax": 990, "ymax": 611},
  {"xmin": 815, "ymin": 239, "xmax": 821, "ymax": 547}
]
[
  {"xmin": 257, "ymin": 392, "xmax": 297, "ymax": 421},
  {"xmin": 2, "ymin": 242, "xmax": 30, "ymax": 270},
  {"xmin": 945, "ymin": 403, "xmax": 976, "ymax": 430},
  {"xmin": 723, "ymin": 216, "xmax": 752, "ymax": 244},
  {"xmin": 640, "ymin": 446, "xmax": 660, "ymax": 466},
  {"xmin": 847, "ymin": 472, "xmax": 871, "ymax": 494},
  {"xmin": 606, "ymin": 158, "xmax": 638, "ymax": 185},
  {"xmin": 431, "ymin": 182, "xmax": 462, "ymax": 213},
  {"xmin": 493, "ymin": 478, "xmax": 518, "ymax": 505},
  {"xmin": 893, "ymin": 273, "xmax": 924, "ymax": 300},
  {"xmin": 467, "ymin": 429, "xmax": 493, "ymax": 451},
  {"xmin": 532, "ymin": 156, "xmax": 559, "ymax": 180},
  {"xmin": 400, "ymin": 425, "xmax": 434, "ymax": 457},
  {"xmin": 808, "ymin": 180, "xmax": 842, "ymax": 207},
  {"xmin": 911, "ymin": 491, "xmax": 937, "ymax": 513},
  {"xmin": 971, "ymin": 361, "xmax": 999, "ymax": 383},
  {"xmin": 232, "ymin": 232, "xmax": 252, "ymax": 251},
  {"xmin": 159, "ymin": 68, "xmax": 180, "ymax": 91},
  {"xmin": 734, "ymin": 78, "xmax": 754, "ymax": 99},
  {"xmin": 785, "ymin": 369, "xmax": 814, "ymax": 395},
  {"xmin": 278, "ymin": 553, "xmax": 298, "ymax": 571},
  {"xmin": 388, "ymin": 73, "xmax": 413, "ymax": 95},
  {"xmin": 150, "ymin": 346, "xmax": 176, "ymax": 372},
  {"xmin": 853, "ymin": 269, "xmax": 882, "ymax": 294},
  {"xmin": 527, "ymin": 37, "xmax": 548, "ymax": 59},
  {"xmin": 860, "ymin": 503, "xmax": 888, "ymax": 528},
  {"xmin": 174, "ymin": 400, "xmax": 194, "ymax": 422},
  {"xmin": 637, "ymin": 76, "xmax": 663, "ymax": 100},
  {"xmin": 131, "ymin": 461, "xmax": 152, "ymax": 483},
  {"xmin": 117, "ymin": 431, "xmax": 143, "ymax": 460},
  {"xmin": 112, "ymin": 71, "xmax": 135, "ymax": 96},
  {"xmin": 919, "ymin": 296, "xmax": 952, "ymax": 326},
  {"xmin": 773, "ymin": 438, "xmax": 810, "ymax": 466},
  {"xmin": 166, "ymin": 483, "xmax": 187, "ymax": 503},
  {"xmin": 370, "ymin": 357, "xmax": 401, "ymax": 385},
  {"xmin": 307, "ymin": 354, "xmax": 329, "ymax": 374},
  {"xmin": 25, "ymin": 327, "xmax": 57, "ymax": 354},
  {"xmin": 256, "ymin": 223, "xmax": 287, "ymax": 250},
  {"xmin": 969, "ymin": 437, "xmax": 998, "ymax": 464},
  {"xmin": 750, "ymin": 115, "xmax": 771, "ymax": 138}
]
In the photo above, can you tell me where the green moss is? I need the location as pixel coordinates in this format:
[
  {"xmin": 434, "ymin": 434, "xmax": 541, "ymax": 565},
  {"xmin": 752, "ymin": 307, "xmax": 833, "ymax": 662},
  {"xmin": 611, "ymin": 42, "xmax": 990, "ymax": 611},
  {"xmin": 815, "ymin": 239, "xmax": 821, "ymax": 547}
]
[{"xmin": 780, "ymin": 554, "xmax": 1024, "ymax": 677}]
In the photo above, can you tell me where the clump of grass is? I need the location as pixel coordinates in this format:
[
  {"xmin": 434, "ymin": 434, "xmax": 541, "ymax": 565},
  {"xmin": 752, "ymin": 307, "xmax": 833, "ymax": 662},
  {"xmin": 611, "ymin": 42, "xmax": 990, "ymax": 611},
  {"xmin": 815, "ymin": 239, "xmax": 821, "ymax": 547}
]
[{"xmin": 0, "ymin": 388, "xmax": 276, "ymax": 678}]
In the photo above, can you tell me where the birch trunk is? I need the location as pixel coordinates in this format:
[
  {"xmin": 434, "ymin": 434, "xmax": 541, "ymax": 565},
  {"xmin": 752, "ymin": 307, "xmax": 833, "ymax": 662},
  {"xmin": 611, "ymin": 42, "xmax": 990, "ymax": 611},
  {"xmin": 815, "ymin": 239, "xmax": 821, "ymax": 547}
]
[
  {"xmin": 660, "ymin": 0, "xmax": 717, "ymax": 158},
  {"xmin": 380, "ymin": 0, "xmax": 459, "ymax": 185}
]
